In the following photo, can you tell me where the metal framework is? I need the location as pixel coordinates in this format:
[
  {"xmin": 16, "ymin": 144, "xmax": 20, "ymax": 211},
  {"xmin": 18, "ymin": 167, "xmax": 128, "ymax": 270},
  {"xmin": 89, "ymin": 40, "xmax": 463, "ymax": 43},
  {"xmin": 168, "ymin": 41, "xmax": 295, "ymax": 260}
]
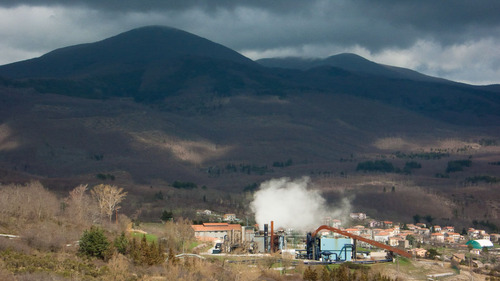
[{"xmin": 311, "ymin": 225, "xmax": 412, "ymax": 258}]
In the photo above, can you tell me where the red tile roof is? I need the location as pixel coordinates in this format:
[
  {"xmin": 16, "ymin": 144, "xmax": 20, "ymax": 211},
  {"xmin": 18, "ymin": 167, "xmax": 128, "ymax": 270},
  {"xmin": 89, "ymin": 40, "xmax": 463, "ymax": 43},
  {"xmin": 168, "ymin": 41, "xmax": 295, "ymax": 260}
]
[{"xmin": 191, "ymin": 223, "xmax": 242, "ymax": 232}]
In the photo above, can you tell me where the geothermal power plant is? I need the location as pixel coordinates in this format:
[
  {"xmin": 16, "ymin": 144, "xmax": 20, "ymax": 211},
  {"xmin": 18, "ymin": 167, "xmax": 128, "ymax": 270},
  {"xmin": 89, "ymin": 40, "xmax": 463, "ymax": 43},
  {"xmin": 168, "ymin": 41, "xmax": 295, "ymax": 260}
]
[{"xmin": 192, "ymin": 220, "xmax": 411, "ymax": 263}]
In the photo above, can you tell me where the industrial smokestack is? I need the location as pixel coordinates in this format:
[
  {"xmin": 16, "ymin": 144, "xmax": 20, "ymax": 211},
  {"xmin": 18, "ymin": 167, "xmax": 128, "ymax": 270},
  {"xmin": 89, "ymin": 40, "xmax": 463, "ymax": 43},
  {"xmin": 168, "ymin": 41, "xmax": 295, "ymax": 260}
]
[{"xmin": 264, "ymin": 224, "xmax": 268, "ymax": 253}]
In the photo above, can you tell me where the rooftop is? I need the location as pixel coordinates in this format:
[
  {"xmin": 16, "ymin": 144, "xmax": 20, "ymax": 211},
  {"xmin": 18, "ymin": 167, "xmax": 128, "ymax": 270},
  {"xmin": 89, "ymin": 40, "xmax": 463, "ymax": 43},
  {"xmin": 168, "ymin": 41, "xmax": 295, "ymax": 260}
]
[{"xmin": 192, "ymin": 223, "xmax": 242, "ymax": 232}]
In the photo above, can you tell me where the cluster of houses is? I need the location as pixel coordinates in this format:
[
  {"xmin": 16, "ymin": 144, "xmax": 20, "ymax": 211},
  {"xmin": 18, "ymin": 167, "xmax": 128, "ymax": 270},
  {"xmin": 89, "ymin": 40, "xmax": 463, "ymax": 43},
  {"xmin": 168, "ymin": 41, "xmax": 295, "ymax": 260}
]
[
  {"xmin": 196, "ymin": 209, "xmax": 240, "ymax": 223},
  {"xmin": 326, "ymin": 213, "xmax": 499, "ymax": 256}
]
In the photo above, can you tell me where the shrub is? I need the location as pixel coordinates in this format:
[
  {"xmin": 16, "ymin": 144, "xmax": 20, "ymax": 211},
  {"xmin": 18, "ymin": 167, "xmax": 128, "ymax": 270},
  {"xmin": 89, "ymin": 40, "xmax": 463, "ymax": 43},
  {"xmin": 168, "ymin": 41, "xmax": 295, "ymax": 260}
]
[
  {"xmin": 172, "ymin": 181, "xmax": 197, "ymax": 189},
  {"xmin": 405, "ymin": 161, "xmax": 422, "ymax": 169},
  {"xmin": 22, "ymin": 223, "xmax": 68, "ymax": 252},
  {"xmin": 465, "ymin": 175, "xmax": 499, "ymax": 184},
  {"xmin": 427, "ymin": 248, "xmax": 440, "ymax": 259},
  {"xmin": 78, "ymin": 226, "xmax": 110, "ymax": 259},
  {"xmin": 303, "ymin": 266, "xmax": 318, "ymax": 281},
  {"xmin": 446, "ymin": 159, "xmax": 472, "ymax": 173},
  {"xmin": 96, "ymin": 173, "xmax": 115, "ymax": 180},
  {"xmin": 394, "ymin": 151, "xmax": 449, "ymax": 160}
]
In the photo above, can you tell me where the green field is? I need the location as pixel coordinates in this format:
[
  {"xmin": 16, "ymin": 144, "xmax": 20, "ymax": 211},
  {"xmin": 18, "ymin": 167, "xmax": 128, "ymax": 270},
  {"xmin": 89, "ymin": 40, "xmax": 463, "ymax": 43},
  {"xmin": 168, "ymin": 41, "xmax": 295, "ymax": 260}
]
[{"xmin": 131, "ymin": 232, "xmax": 158, "ymax": 243}]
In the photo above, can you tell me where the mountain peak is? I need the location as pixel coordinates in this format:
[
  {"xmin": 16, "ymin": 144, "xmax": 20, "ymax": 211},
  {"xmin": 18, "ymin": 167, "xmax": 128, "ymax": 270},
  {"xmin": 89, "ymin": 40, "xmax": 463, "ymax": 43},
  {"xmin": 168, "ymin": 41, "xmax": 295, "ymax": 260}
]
[{"xmin": 0, "ymin": 25, "xmax": 254, "ymax": 79}]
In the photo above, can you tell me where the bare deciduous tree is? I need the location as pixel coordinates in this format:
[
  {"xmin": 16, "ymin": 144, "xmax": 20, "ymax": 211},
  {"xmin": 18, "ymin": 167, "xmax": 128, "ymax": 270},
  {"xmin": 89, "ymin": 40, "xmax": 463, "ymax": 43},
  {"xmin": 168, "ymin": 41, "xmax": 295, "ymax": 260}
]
[
  {"xmin": 65, "ymin": 184, "xmax": 100, "ymax": 226},
  {"xmin": 162, "ymin": 218, "xmax": 196, "ymax": 252},
  {"xmin": 0, "ymin": 181, "xmax": 58, "ymax": 224},
  {"xmin": 66, "ymin": 184, "xmax": 88, "ymax": 222},
  {"xmin": 91, "ymin": 184, "xmax": 127, "ymax": 222}
]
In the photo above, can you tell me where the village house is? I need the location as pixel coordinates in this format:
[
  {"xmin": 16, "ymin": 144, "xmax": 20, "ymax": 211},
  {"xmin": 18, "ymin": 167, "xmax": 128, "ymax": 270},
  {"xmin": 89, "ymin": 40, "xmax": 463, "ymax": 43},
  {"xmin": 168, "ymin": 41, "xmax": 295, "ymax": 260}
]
[
  {"xmin": 389, "ymin": 236, "xmax": 405, "ymax": 247},
  {"xmin": 368, "ymin": 220, "xmax": 381, "ymax": 228},
  {"xmin": 398, "ymin": 239, "xmax": 410, "ymax": 249},
  {"xmin": 444, "ymin": 236, "xmax": 454, "ymax": 244},
  {"xmin": 409, "ymin": 248, "xmax": 428, "ymax": 258},
  {"xmin": 490, "ymin": 233, "xmax": 500, "ymax": 242},
  {"xmin": 431, "ymin": 232, "xmax": 444, "ymax": 243},
  {"xmin": 350, "ymin": 213, "xmax": 367, "ymax": 220},
  {"xmin": 433, "ymin": 225, "xmax": 442, "ymax": 233},
  {"xmin": 382, "ymin": 221, "xmax": 393, "ymax": 228},
  {"xmin": 480, "ymin": 233, "xmax": 490, "ymax": 240},
  {"xmin": 223, "ymin": 213, "xmax": 237, "ymax": 222},
  {"xmin": 196, "ymin": 209, "xmax": 213, "ymax": 216},
  {"xmin": 322, "ymin": 217, "xmax": 342, "ymax": 228},
  {"xmin": 416, "ymin": 227, "xmax": 431, "ymax": 236},
  {"xmin": 399, "ymin": 230, "xmax": 413, "ymax": 238},
  {"xmin": 332, "ymin": 219, "xmax": 342, "ymax": 228},
  {"xmin": 373, "ymin": 231, "xmax": 390, "ymax": 243},
  {"xmin": 345, "ymin": 228, "xmax": 362, "ymax": 236},
  {"xmin": 384, "ymin": 228, "xmax": 396, "ymax": 237},
  {"xmin": 442, "ymin": 226, "xmax": 455, "ymax": 233},
  {"xmin": 468, "ymin": 228, "xmax": 479, "ymax": 238},
  {"xmin": 445, "ymin": 232, "xmax": 461, "ymax": 243},
  {"xmin": 406, "ymin": 224, "xmax": 418, "ymax": 230},
  {"xmin": 393, "ymin": 225, "xmax": 400, "ymax": 234}
]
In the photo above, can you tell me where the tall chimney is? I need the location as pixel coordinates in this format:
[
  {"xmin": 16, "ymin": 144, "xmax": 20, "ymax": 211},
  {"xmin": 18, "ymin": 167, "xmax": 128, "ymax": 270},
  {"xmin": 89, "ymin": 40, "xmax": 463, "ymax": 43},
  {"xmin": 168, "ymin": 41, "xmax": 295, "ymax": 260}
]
[
  {"xmin": 270, "ymin": 221, "xmax": 275, "ymax": 253},
  {"xmin": 264, "ymin": 224, "xmax": 268, "ymax": 253}
]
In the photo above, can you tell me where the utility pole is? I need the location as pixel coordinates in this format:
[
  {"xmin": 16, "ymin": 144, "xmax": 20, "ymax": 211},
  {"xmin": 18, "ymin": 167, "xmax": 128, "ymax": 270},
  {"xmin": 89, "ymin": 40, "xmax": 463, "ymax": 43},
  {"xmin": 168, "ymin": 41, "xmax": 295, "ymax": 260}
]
[{"xmin": 469, "ymin": 255, "xmax": 473, "ymax": 281}]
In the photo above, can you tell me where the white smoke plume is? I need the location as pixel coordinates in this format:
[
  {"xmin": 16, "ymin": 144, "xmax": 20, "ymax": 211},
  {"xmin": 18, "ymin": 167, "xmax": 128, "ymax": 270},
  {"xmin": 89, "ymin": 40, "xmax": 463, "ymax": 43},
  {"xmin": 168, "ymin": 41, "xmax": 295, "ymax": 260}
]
[{"xmin": 250, "ymin": 177, "xmax": 352, "ymax": 232}]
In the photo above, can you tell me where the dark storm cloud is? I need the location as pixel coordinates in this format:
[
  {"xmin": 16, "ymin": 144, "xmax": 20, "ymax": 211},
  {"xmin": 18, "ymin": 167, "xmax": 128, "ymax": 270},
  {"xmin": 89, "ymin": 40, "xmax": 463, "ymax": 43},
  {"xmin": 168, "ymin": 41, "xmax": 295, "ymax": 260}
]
[
  {"xmin": 2, "ymin": 0, "xmax": 499, "ymax": 52},
  {"xmin": 0, "ymin": 0, "xmax": 309, "ymax": 13}
]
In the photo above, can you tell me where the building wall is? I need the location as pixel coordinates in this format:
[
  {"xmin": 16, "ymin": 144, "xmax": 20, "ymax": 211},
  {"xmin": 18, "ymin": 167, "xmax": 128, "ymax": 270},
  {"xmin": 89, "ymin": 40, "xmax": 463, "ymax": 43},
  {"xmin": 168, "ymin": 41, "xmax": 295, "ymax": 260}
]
[
  {"xmin": 319, "ymin": 237, "xmax": 353, "ymax": 261},
  {"xmin": 195, "ymin": 230, "xmax": 227, "ymax": 240}
]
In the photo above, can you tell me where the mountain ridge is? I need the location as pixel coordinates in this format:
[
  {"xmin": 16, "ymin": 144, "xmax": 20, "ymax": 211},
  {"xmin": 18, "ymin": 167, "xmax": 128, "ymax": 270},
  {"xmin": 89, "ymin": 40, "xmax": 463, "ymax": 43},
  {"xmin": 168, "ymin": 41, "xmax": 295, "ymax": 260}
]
[
  {"xmin": 0, "ymin": 25, "xmax": 256, "ymax": 79},
  {"xmin": 256, "ymin": 53, "xmax": 454, "ymax": 84},
  {"xmin": 0, "ymin": 25, "xmax": 498, "ymax": 126}
]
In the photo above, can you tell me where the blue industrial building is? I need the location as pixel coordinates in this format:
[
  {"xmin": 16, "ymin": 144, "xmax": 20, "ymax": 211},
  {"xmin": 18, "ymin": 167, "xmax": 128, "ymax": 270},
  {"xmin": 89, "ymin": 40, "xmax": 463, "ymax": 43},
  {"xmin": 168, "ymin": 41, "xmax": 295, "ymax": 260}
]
[{"xmin": 307, "ymin": 233, "xmax": 355, "ymax": 262}]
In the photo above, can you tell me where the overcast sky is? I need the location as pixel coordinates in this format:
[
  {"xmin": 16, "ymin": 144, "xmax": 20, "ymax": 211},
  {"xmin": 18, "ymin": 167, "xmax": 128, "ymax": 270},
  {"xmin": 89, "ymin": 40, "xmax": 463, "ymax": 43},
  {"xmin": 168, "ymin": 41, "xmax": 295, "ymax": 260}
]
[{"xmin": 1, "ymin": 0, "xmax": 499, "ymax": 85}]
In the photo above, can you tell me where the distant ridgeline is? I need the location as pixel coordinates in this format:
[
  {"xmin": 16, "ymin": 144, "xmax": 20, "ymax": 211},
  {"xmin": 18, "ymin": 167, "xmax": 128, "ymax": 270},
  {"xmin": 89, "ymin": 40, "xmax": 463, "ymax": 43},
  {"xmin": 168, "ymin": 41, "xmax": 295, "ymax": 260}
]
[{"xmin": 0, "ymin": 26, "xmax": 498, "ymax": 124}]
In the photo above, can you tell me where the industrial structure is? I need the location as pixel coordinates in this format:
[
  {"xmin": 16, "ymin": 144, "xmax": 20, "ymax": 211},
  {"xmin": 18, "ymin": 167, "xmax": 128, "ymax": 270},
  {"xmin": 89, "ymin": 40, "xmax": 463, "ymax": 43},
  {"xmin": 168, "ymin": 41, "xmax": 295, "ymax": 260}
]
[
  {"xmin": 301, "ymin": 225, "xmax": 411, "ymax": 262},
  {"xmin": 251, "ymin": 222, "xmax": 285, "ymax": 253}
]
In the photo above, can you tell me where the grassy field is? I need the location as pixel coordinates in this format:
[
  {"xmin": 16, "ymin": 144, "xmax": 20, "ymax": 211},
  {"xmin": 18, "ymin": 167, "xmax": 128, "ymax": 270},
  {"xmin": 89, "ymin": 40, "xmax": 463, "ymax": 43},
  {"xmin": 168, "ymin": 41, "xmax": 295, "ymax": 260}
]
[{"xmin": 131, "ymin": 232, "xmax": 158, "ymax": 243}]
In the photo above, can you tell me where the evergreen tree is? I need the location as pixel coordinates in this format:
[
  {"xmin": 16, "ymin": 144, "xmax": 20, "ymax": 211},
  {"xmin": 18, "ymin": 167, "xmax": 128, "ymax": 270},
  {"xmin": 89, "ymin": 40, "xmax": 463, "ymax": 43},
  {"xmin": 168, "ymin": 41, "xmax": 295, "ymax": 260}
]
[
  {"xmin": 140, "ymin": 235, "xmax": 149, "ymax": 264},
  {"xmin": 130, "ymin": 237, "xmax": 139, "ymax": 261},
  {"xmin": 114, "ymin": 231, "xmax": 129, "ymax": 255},
  {"xmin": 78, "ymin": 226, "xmax": 110, "ymax": 259},
  {"xmin": 161, "ymin": 210, "xmax": 173, "ymax": 221}
]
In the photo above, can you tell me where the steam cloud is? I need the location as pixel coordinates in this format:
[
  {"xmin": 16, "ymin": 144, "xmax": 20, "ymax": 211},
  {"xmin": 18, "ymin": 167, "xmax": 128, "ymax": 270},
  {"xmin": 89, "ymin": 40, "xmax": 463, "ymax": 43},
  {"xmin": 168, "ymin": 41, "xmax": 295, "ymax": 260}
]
[{"xmin": 250, "ymin": 177, "xmax": 351, "ymax": 232}]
